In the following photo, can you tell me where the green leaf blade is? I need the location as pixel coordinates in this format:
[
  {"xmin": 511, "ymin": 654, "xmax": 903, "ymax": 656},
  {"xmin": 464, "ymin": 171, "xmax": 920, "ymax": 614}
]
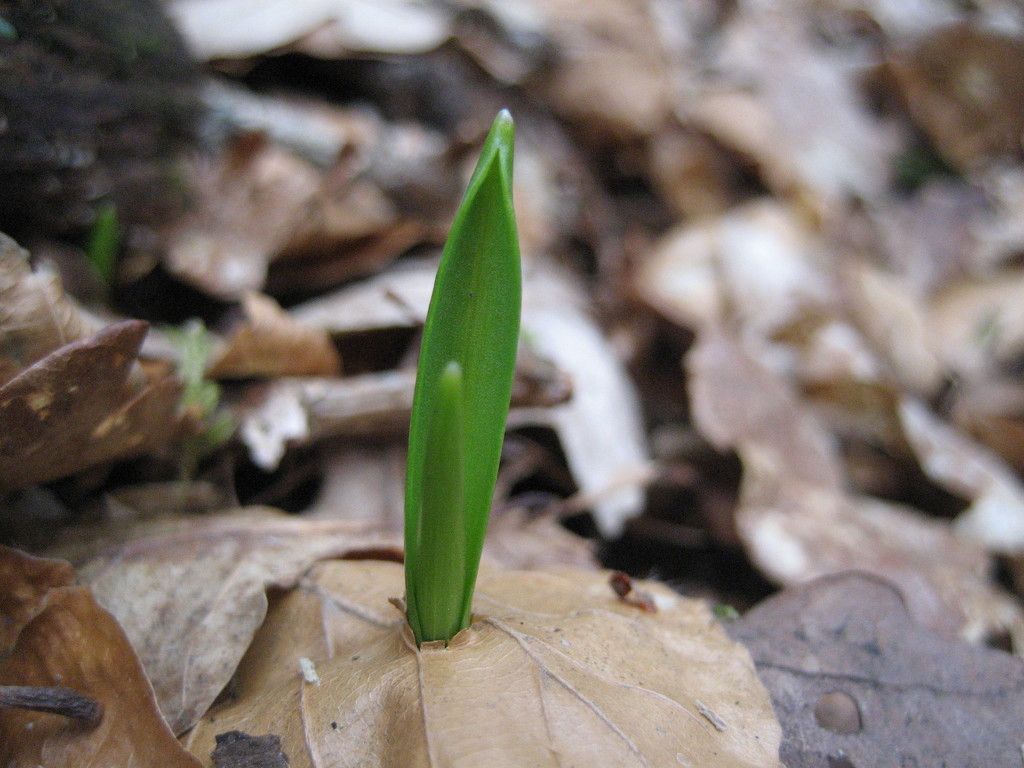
[
  {"xmin": 404, "ymin": 110, "xmax": 521, "ymax": 645},
  {"xmin": 413, "ymin": 360, "xmax": 467, "ymax": 643}
]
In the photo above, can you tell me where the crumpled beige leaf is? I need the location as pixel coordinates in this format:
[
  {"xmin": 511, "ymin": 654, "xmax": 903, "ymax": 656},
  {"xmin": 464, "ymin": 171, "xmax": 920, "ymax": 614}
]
[
  {"xmin": 184, "ymin": 560, "xmax": 783, "ymax": 768},
  {"xmin": 687, "ymin": 329, "xmax": 1024, "ymax": 645},
  {"xmin": 71, "ymin": 507, "xmax": 399, "ymax": 735},
  {"xmin": 0, "ymin": 233, "xmax": 102, "ymax": 388},
  {"xmin": 208, "ymin": 292, "xmax": 341, "ymax": 379},
  {"xmin": 0, "ymin": 320, "xmax": 182, "ymax": 491},
  {"xmin": 0, "ymin": 547, "xmax": 200, "ymax": 768}
]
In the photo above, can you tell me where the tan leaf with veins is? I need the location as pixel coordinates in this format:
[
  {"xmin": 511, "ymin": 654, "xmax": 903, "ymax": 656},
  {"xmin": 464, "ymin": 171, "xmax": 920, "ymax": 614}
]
[
  {"xmin": 74, "ymin": 507, "xmax": 399, "ymax": 735},
  {"xmin": 0, "ymin": 547, "xmax": 200, "ymax": 768},
  {"xmin": 184, "ymin": 560, "xmax": 783, "ymax": 768}
]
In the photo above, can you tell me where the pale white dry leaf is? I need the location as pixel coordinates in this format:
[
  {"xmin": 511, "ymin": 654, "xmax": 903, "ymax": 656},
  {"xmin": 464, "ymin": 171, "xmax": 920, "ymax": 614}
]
[
  {"xmin": 239, "ymin": 382, "xmax": 312, "ymax": 470},
  {"xmin": 513, "ymin": 262, "xmax": 650, "ymax": 536},
  {"xmin": 169, "ymin": 0, "xmax": 450, "ymax": 61},
  {"xmin": 291, "ymin": 260, "xmax": 435, "ymax": 334},
  {"xmin": 899, "ymin": 398, "xmax": 1024, "ymax": 555},
  {"xmin": 184, "ymin": 560, "xmax": 784, "ymax": 768},
  {"xmin": 305, "ymin": 444, "xmax": 406, "ymax": 527},
  {"xmin": 635, "ymin": 199, "xmax": 831, "ymax": 339}
]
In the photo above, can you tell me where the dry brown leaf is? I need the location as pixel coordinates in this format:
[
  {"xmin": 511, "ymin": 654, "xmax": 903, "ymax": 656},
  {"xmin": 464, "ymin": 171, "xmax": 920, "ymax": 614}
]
[
  {"xmin": 887, "ymin": 23, "xmax": 1024, "ymax": 170},
  {"xmin": 949, "ymin": 375, "xmax": 1024, "ymax": 475},
  {"xmin": 73, "ymin": 507, "xmax": 399, "ymax": 735},
  {"xmin": 840, "ymin": 259, "xmax": 943, "ymax": 395},
  {"xmin": 0, "ymin": 546, "xmax": 75, "ymax": 652},
  {"xmin": 209, "ymin": 292, "xmax": 341, "ymax": 379},
  {"xmin": 162, "ymin": 133, "xmax": 320, "ymax": 298},
  {"xmin": 729, "ymin": 572, "xmax": 1024, "ymax": 768},
  {"xmin": 184, "ymin": 560, "xmax": 783, "ymax": 768},
  {"xmin": 687, "ymin": 330, "xmax": 1024, "ymax": 644},
  {"xmin": 0, "ymin": 547, "xmax": 200, "ymax": 768},
  {"xmin": 536, "ymin": 0, "xmax": 672, "ymax": 137},
  {"xmin": 0, "ymin": 234, "xmax": 102, "ymax": 388},
  {"xmin": 0, "ymin": 320, "xmax": 182, "ymax": 491}
]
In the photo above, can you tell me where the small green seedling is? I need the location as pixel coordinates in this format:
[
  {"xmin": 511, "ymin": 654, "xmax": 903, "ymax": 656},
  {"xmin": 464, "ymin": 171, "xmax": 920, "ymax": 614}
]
[
  {"xmin": 86, "ymin": 200, "xmax": 120, "ymax": 286},
  {"xmin": 166, "ymin": 319, "xmax": 236, "ymax": 480},
  {"xmin": 404, "ymin": 110, "xmax": 521, "ymax": 645}
]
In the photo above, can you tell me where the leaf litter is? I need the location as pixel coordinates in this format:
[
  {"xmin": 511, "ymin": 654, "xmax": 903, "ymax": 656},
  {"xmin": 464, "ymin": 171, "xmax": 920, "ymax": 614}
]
[{"xmin": 4, "ymin": 0, "xmax": 1024, "ymax": 764}]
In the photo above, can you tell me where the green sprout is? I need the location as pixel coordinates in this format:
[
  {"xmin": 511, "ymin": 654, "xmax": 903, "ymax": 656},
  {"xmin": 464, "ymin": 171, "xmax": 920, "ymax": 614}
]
[
  {"xmin": 165, "ymin": 320, "xmax": 236, "ymax": 480},
  {"xmin": 86, "ymin": 201, "xmax": 120, "ymax": 286},
  {"xmin": 404, "ymin": 110, "xmax": 521, "ymax": 645}
]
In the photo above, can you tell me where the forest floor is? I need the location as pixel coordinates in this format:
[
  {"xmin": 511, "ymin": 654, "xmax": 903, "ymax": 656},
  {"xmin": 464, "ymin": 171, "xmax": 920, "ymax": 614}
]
[{"xmin": 2, "ymin": 1, "xmax": 1024, "ymax": 766}]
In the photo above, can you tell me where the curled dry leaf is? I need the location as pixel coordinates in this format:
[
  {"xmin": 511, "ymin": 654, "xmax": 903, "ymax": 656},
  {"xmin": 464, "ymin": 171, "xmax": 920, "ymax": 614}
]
[
  {"xmin": 73, "ymin": 507, "xmax": 399, "ymax": 735},
  {"xmin": 514, "ymin": 262, "xmax": 650, "ymax": 536},
  {"xmin": 687, "ymin": 330, "xmax": 1024, "ymax": 644},
  {"xmin": 729, "ymin": 573, "xmax": 1024, "ymax": 768},
  {"xmin": 237, "ymin": 372, "xmax": 413, "ymax": 471},
  {"xmin": 0, "ymin": 320, "xmax": 182, "ymax": 491},
  {"xmin": 208, "ymin": 292, "xmax": 341, "ymax": 379},
  {"xmin": 0, "ymin": 546, "xmax": 200, "ymax": 768},
  {"xmin": 184, "ymin": 560, "xmax": 783, "ymax": 768},
  {"xmin": 0, "ymin": 233, "xmax": 101, "ymax": 388}
]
